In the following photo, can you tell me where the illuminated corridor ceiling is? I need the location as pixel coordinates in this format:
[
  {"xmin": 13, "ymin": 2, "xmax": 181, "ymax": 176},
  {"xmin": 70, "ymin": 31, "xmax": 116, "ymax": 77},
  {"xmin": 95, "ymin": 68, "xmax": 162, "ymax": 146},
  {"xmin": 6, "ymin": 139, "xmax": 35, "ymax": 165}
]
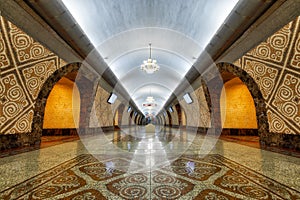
[{"xmin": 61, "ymin": 0, "xmax": 239, "ymax": 115}]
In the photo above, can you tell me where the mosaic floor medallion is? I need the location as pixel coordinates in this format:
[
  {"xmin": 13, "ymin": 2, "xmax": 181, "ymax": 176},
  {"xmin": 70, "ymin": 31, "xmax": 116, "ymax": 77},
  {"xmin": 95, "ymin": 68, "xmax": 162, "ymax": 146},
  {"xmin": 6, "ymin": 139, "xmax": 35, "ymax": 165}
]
[{"xmin": 0, "ymin": 154, "xmax": 299, "ymax": 199}]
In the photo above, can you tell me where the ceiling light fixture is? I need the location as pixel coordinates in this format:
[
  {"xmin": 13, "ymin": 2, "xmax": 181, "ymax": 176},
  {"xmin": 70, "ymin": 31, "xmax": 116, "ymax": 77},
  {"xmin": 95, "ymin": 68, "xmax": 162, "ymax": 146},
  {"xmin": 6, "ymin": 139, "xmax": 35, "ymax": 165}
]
[
  {"xmin": 141, "ymin": 43, "xmax": 160, "ymax": 74},
  {"xmin": 146, "ymin": 96, "xmax": 155, "ymax": 102}
]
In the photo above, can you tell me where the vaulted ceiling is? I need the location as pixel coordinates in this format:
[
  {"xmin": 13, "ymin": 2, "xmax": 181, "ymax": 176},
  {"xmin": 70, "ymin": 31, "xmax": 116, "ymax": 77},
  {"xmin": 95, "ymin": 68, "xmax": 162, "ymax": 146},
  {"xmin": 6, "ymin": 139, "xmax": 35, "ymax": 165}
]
[
  {"xmin": 58, "ymin": 0, "xmax": 239, "ymax": 115},
  {"xmin": 1, "ymin": 0, "xmax": 297, "ymax": 116}
]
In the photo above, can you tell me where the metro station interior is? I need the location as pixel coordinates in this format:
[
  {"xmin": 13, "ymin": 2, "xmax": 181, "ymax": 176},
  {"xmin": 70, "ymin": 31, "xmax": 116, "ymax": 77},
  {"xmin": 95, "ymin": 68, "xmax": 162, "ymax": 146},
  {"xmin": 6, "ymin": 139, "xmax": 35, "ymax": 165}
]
[{"xmin": 0, "ymin": 0, "xmax": 299, "ymax": 199}]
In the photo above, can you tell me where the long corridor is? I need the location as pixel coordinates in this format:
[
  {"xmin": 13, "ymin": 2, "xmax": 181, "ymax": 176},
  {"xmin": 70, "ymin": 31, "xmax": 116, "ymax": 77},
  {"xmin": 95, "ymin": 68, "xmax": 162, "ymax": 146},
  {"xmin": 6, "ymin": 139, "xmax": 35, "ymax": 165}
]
[{"xmin": 1, "ymin": 127, "xmax": 299, "ymax": 199}]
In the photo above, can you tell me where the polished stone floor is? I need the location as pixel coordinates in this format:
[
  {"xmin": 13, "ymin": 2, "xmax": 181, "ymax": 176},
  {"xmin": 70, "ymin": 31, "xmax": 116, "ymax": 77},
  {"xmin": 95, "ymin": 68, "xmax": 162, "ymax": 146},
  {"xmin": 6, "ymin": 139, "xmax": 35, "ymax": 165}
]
[{"xmin": 0, "ymin": 127, "xmax": 299, "ymax": 199}]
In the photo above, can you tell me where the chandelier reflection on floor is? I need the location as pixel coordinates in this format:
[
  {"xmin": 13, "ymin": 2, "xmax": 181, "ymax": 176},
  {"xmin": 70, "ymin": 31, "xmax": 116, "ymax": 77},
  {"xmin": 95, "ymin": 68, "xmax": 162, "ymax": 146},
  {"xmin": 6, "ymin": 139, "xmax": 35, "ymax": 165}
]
[{"xmin": 141, "ymin": 43, "xmax": 160, "ymax": 74}]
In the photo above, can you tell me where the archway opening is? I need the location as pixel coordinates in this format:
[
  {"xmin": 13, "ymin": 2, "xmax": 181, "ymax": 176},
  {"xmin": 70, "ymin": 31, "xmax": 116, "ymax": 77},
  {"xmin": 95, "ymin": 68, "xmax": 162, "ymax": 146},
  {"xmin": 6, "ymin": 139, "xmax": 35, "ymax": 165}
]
[
  {"xmin": 215, "ymin": 64, "xmax": 263, "ymax": 137},
  {"xmin": 43, "ymin": 77, "xmax": 80, "ymax": 130},
  {"xmin": 114, "ymin": 110, "xmax": 119, "ymax": 127},
  {"xmin": 181, "ymin": 110, "xmax": 187, "ymax": 127},
  {"xmin": 220, "ymin": 77, "xmax": 257, "ymax": 130},
  {"xmin": 42, "ymin": 75, "xmax": 80, "ymax": 136}
]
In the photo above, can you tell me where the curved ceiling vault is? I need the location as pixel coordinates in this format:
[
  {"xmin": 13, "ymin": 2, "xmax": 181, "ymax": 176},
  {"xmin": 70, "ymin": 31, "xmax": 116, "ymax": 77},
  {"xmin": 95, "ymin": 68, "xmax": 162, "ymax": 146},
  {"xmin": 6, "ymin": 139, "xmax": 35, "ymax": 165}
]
[{"xmin": 61, "ymin": 0, "xmax": 239, "ymax": 115}]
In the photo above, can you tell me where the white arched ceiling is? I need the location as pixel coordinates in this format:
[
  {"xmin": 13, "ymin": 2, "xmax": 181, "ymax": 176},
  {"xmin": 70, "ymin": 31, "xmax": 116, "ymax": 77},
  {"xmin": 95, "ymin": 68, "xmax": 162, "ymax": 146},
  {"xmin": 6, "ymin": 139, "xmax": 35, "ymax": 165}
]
[{"xmin": 61, "ymin": 0, "xmax": 239, "ymax": 115}]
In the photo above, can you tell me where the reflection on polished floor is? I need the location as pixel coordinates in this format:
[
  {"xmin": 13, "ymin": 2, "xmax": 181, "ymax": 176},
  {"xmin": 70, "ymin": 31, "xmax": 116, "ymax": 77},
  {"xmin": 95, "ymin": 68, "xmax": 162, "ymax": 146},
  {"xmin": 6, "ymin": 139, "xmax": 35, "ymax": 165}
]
[{"xmin": 0, "ymin": 127, "xmax": 299, "ymax": 199}]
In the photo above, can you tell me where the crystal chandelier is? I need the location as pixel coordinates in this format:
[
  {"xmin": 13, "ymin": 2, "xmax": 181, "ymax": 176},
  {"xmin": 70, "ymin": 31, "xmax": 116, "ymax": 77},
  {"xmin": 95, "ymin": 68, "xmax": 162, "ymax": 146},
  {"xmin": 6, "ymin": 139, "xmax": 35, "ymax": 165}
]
[
  {"xmin": 141, "ymin": 43, "xmax": 160, "ymax": 74},
  {"xmin": 146, "ymin": 96, "xmax": 155, "ymax": 102}
]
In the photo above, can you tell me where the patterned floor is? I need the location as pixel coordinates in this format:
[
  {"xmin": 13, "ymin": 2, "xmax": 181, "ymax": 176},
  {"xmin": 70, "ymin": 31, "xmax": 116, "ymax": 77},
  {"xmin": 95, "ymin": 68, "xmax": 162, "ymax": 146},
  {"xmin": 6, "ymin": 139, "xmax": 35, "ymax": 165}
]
[
  {"xmin": 0, "ymin": 128, "xmax": 299, "ymax": 199},
  {"xmin": 1, "ymin": 153, "xmax": 299, "ymax": 199}
]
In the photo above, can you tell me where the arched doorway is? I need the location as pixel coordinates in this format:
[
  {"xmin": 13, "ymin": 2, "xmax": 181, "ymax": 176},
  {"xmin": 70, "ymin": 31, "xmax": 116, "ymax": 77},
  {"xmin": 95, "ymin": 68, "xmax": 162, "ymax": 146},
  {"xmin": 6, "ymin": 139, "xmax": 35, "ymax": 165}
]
[
  {"xmin": 113, "ymin": 104, "xmax": 125, "ymax": 130},
  {"xmin": 216, "ymin": 63, "xmax": 269, "ymax": 144},
  {"xmin": 32, "ymin": 63, "xmax": 82, "ymax": 143},
  {"xmin": 166, "ymin": 111, "xmax": 172, "ymax": 127},
  {"xmin": 181, "ymin": 110, "xmax": 187, "ymax": 127},
  {"xmin": 42, "ymin": 76, "xmax": 80, "ymax": 135},
  {"xmin": 220, "ymin": 77, "xmax": 258, "ymax": 134}
]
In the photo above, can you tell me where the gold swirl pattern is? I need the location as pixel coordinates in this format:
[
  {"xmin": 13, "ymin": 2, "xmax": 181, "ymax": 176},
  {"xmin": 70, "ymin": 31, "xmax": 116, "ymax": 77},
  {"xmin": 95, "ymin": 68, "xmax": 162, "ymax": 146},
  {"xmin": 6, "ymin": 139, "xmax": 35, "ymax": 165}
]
[
  {"xmin": 6, "ymin": 110, "xmax": 34, "ymax": 134},
  {"xmin": 153, "ymin": 174, "xmax": 176, "ymax": 184},
  {"xmin": 164, "ymin": 159, "xmax": 222, "ymax": 181},
  {"xmin": 21, "ymin": 60, "xmax": 58, "ymax": 100},
  {"xmin": 125, "ymin": 174, "xmax": 148, "ymax": 183},
  {"xmin": 0, "ymin": 16, "xmax": 65, "ymax": 135},
  {"xmin": 215, "ymin": 170, "xmax": 272, "ymax": 200},
  {"xmin": 236, "ymin": 16, "xmax": 300, "ymax": 134},
  {"xmin": 243, "ymin": 60, "xmax": 278, "ymax": 100},
  {"xmin": 62, "ymin": 189, "xmax": 106, "ymax": 199},
  {"xmin": 0, "ymin": 33, "xmax": 10, "ymax": 68},
  {"xmin": 238, "ymin": 186, "xmax": 269, "ymax": 199},
  {"xmin": 196, "ymin": 189, "xmax": 242, "ymax": 199},
  {"xmin": 79, "ymin": 161, "xmax": 125, "ymax": 181},
  {"xmin": 291, "ymin": 32, "xmax": 300, "ymax": 68},
  {"xmin": 8, "ymin": 21, "xmax": 53, "ymax": 64},
  {"xmin": 13, "ymin": 34, "xmax": 31, "ymax": 49},
  {"xmin": 270, "ymin": 34, "xmax": 288, "ymax": 49},
  {"xmin": 119, "ymin": 186, "xmax": 147, "ymax": 199},
  {"xmin": 1, "ymin": 154, "xmax": 299, "ymax": 199},
  {"xmin": 30, "ymin": 170, "xmax": 85, "ymax": 200},
  {"xmin": 4, "ymin": 102, "xmax": 19, "ymax": 118},
  {"xmin": 0, "ymin": 74, "xmax": 29, "ymax": 131},
  {"xmin": 248, "ymin": 21, "xmax": 292, "ymax": 63},
  {"xmin": 272, "ymin": 74, "xmax": 300, "ymax": 129},
  {"xmin": 153, "ymin": 185, "xmax": 181, "ymax": 199}
]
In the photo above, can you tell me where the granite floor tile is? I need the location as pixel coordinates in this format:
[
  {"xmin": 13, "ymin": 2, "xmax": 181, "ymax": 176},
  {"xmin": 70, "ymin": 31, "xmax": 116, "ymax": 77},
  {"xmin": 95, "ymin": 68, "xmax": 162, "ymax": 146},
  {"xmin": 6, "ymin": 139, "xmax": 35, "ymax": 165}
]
[{"xmin": 0, "ymin": 128, "xmax": 299, "ymax": 199}]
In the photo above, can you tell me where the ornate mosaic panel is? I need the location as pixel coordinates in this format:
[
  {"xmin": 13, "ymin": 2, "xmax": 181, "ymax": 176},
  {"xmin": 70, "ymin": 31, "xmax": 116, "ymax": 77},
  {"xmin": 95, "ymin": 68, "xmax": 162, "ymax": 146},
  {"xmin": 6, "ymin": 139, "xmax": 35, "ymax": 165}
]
[
  {"xmin": 235, "ymin": 16, "xmax": 300, "ymax": 134},
  {"xmin": 247, "ymin": 20, "xmax": 293, "ymax": 64},
  {"xmin": 7, "ymin": 22, "xmax": 54, "ymax": 65},
  {"xmin": 241, "ymin": 59, "xmax": 280, "ymax": 100},
  {"xmin": 194, "ymin": 86, "xmax": 211, "ymax": 127},
  {"xmin": 0, "ymin": 154, "xmax": 299, "ymax": 199},
  {"xmin": 0, "ymin": 16, "xmax": 66, "ymax": 134},
  {"xmin": 267, "ymin": 110, "xmax": 295, "ymax": 134},
  {"xmin": 170, "ymin": 105, "xmax": 179, "ymax": 126},
  {"xmin": 179, "ymin": 85, "xmax": 210, "ymax": 128},
  {"xmin": 89, "ymin": 84, "xmax": 114, "ymax": 127}
]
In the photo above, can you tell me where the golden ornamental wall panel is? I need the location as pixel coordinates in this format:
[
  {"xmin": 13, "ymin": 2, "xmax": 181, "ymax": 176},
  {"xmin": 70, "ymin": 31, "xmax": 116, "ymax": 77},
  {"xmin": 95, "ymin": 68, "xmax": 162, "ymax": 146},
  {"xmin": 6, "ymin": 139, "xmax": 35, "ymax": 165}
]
[
  {"xmin": 271, "ymin": 73, "xmax": 300, "ymax": 129},
  {"xmin": 248, "ymin": 21, "xmax": 292, "ymax": 64},
  {"xmin": 21, "ymin": 59, "xmax": 59, "ymax": 100},
  {"xmin": 235, "ymin": 16, "xmax": 300, "ymax": 135},
  {"xmin": 194, "ymin": 86, "xmax": 210, "ymax": 127},
  {"xmin": 0, "ymin": 16, "xmax": 66, "ymax": 135},
  {"xmin": 90, "ymin": 84, "xmax": 114, "ymax": 127},
  {"xmin": 0, "ymin": 73, "xmax": 30, "ymax": 131},
  {"xmin": 7, "ymin": 21, "xmax": 53, "ymax": 65},
  {"xmin": 267, "ymin": 110, "xmax": 295, "ymax": 134},
  {"xmin": 0, "ymin": 31, "xmax": 10, "ymax": 69},
  {"xmin": 5, "ymin": 110, "xmax": 34, "ymax": 134},
  {"xmin": 290, "ymin": 31, "xmax": 300, "ymax": 69},
  {"xmin": 241, "ymin": 58, "xmax": 279, "ymax": 100}
]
